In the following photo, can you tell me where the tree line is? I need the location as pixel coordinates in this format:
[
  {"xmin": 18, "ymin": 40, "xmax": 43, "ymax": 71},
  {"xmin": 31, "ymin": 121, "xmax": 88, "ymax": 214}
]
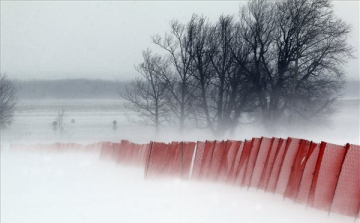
[
  {"xmin": 13, "ymin": 79, "xmax": 130, "ymax": 99},
  {"xmin": 123, "ymin": 0, "xmax": 354, "ymax": 137}
]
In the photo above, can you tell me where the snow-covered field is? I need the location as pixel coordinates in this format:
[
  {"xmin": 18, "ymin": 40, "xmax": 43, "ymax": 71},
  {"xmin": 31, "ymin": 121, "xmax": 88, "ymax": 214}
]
[
  {"xmin": 1, "ymin": 99, "xmax": 359, "ymax": 223},
  {"xmin": 1, "ymin": 150, "xmax": 357, "ymax": 223}
]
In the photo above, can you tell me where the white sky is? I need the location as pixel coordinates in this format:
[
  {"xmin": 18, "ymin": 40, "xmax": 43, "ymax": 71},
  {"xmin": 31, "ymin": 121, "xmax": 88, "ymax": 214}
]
[{"xmin": 1, "ymin": 1, "xmax": 359, "ymax": 81}]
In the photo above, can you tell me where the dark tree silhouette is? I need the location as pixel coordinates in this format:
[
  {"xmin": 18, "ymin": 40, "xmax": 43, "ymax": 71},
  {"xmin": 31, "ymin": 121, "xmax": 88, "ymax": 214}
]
[
  {"xmin": 0, "ymin": 74, "xmax": 17, "ymax": 128},
  {"xmin": 152, "ymin": 19, "xmax": 197, "ymax": 134},
  {"xmin": 126, "ymin": 0, "xmax": 354, "ymax": 136},
  {"xmin": 239, "ymin": 0, "xmax": 353, "ymax": 130},
  {"xmin": 122, "ymin": 50, "xmax": 171, "ymax": 135}
]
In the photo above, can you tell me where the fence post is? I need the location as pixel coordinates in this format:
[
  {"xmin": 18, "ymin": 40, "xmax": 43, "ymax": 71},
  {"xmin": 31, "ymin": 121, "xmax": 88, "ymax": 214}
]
[{"xmin": 144, "ymin": 141, "xmax": 153, "ymax": 179}]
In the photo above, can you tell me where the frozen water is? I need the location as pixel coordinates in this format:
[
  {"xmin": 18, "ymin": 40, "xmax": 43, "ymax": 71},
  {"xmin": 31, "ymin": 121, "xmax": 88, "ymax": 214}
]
[{"xmin": 2, "ymin": 98, "xmax": 359, "ymax": 145}]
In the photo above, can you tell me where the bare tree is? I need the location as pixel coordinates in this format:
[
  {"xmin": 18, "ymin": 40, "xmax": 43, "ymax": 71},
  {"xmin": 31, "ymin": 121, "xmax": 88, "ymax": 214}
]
[
  {"xmin": 207, "ymin": 15, "xmax": 258, "ymax": 136},
  {"xmin": 54, "ymin": 108, "xmax": 66, "ymax": 138},
  {"xmin": 122, "ymin": 50, "xmax": 170, "ymax": 135},
  {"xmin": 239, "ymin": 0, "xmax": 278, "ymax": 130},
  {"xmin": 152, "ymin": 19, "xmax": 197, "ymax": 134},
  {"xmin": 240, "ymin": 0, "xmax": 353, "ymax": 130},
  {"xmin": 0, "ymin": 74, "xmax": 17, "ymax": 128},
  {"xmin": 276, "ymin": 0, "xmax": 353, "ymax": 125},
  {"xmin": 185, "ymin": 15, "xmax": 216, "ymax": 133},
  {"xmin": 183, "ymin": 15, "xmax": 257, "ymax": 137},
  {"xmin": 129, "ymin": 0, "xmax": 353, "ymax": 136}
]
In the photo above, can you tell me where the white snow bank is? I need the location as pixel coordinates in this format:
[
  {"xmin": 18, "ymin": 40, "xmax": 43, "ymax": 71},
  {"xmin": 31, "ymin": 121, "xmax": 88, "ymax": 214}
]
[{"xmin": 1, "ymin": 150, "xmax": 356, "ymax": 223}]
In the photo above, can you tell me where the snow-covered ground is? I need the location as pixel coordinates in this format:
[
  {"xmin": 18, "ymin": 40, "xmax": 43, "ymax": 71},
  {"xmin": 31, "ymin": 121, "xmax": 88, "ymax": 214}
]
[
  {"xmin": 1, "ymin": 98, "xmax": 359, "ymax": 223},
  {"xmin": 1, "ymin": 149, "xmax": 357, "ymax": 223}
]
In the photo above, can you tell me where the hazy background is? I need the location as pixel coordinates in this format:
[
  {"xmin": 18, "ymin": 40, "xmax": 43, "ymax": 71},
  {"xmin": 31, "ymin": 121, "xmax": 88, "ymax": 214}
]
[{"xmin": 1, "ymin": 1, "xmax": 359, "ymax": 81}]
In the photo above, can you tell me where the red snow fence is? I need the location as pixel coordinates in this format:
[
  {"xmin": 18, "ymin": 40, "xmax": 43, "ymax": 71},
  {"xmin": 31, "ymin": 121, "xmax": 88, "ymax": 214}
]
[
  {"xmin": 10, "ymin": 137, "xmax": 360, "ymax": 218},
  {"xmin": 142, "ymin": 137, "xmax": 359, "ymax": 218},
  {"xmin": 308, "ymin": 142, "xmax": 347, "ymax": 212},
  {"xmin": 250, "ymin": 137, "xmax": 273, "ymax": 188},
  {"xmin": 258, "ymin": 138, "xmax": 280, "ymax": 190},
  {"xmin": 234, "ymin": 139, "xmax": 252, "ymax": 186},
  {"xmin": 145, "ymin": 141, "xmax": 195, "ymax": 179},
  {"xmin": 218, "ymin": 140, "xmax": 242, "ymax": 182},
  {"xmin": 331, "ymin": 144, "xmax": 360, "ymax": 217},
  {"xmin": 295, "ymin": 142, "xmax": 321, "ymax": 204},
  {"xmin": 101, "ymin": 140, "xmax": 151, "ymax": 168}
]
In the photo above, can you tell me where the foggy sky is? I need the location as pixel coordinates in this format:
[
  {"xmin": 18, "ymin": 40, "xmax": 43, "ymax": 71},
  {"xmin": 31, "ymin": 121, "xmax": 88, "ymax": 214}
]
[{"xmin": 1, "ymin": 1, "xmax": 359, "ymax": 81}]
